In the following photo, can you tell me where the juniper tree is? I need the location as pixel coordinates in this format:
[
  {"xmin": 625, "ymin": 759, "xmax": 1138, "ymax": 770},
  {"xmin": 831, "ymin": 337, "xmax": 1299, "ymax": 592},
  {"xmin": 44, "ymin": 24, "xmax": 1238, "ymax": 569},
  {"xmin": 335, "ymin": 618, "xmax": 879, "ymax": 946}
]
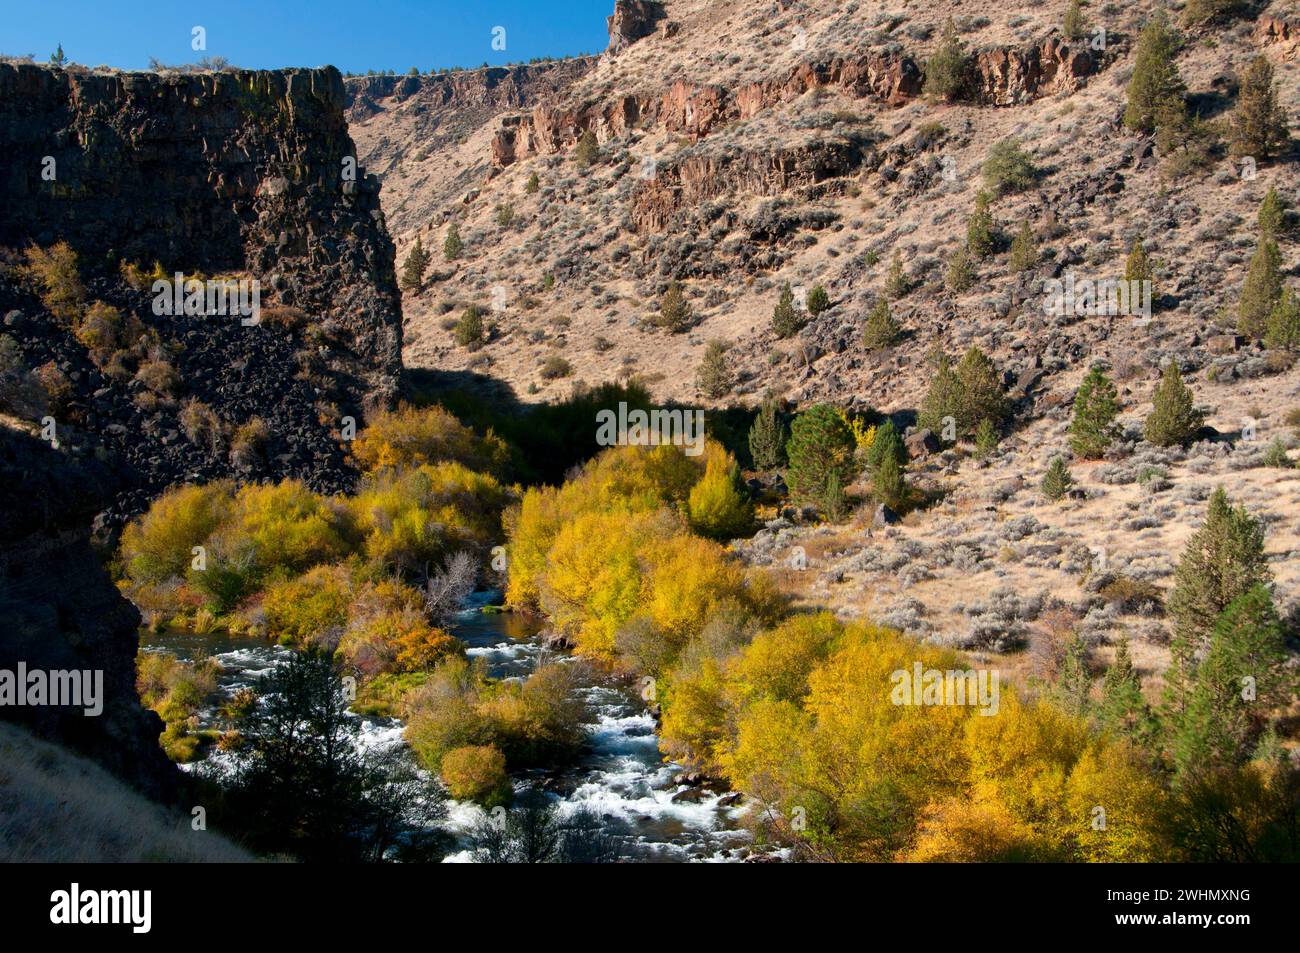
[
  {"xmin": 954, "ymin": 345, "xmax": 1009, "ymax": 433},
  {"xmin": 974, "ymin": 418, "xmax": 999, "ymax": 457},
  {"xmin": 823, "ymin": 470, "xmax": 849, "ymax": 522},
  {"xmin": 862, "ymin": 297, "xmax": 902, "ymax": 350},
  {"xmin": 1124, "ymin": 240, "xmax": 1154, "ymax": 293},
  {"xmin": 657, "ymin": 281, "xmax": 694, "ymax": 332},
  {"xmin": 1230, "ymin": 56, "xmax": 1290, "ymax": 159},
  {"xmin": 1265, "ymin": 287, "xmax": 1300, "ymax": 352},
  {"xmin": 748, "ymin": 392, "xmax": 788, "ymax": 470},
  {"xmin": 1008, "ymin": 221, "xmax": 1038, "ymax": 273},
  {"xmin": 455, "ymin": 305, "xmax": 485, "ymax": 350},
  {"xmin": 806, "ymin": 284, "xmax": 831, "ymax": 315},
  {"xmin": 918, "ymin": 353, "xmax": 962, "ymax": 438},
  {"xmin": 443, "ymin": 222, "xmax": 463, "ymax": 260},
  {"xmin": 696, "ymin": 340, "xmax": 734, "ymax": 398},
  {"xmin": 1170, "ymin": 585, "xmax": 1290, "ymax": 777},
  {"xmin": 945, "ymin": 245, "xmax": 975, "ymax": 292},
  {"xmin": 1239, "ymin": 237, "xmax": 1283, "ymax": 338},
  {"xmin": 1124, "ymin": 13, "xmax": 1186, "ymax": 136},
  {"xmin": 1041, "ymin": 456, "xmax": 1074, "ymax": 501},
  {"xmin": 966, "ymin": 191, "xmax": 996, "ymax": 259},
  {"xmin": 1097, "ymin": 638, "xmax": 1158, "ymax": 749},
  {"xmin": 865, "ymin": 419, "xmax": 907, "ymax": 473},
  {"xmin": 923, "ymin": 18, "xmax": 969, "ymax": 101},
  {"xmin": 525, "ymin": 172, "xmax": 540, "ymax": 194},
  {"xmin": 1166, "ymin": 487, "xmax": 1270, "ymax": 657},
  {"xmin": 1054, "ymin": 634, "xmax": 1092, "ymax": 717},
  {"xmin": 1183, "ymin": 0, "xmax": 1250, "ymax": 29},
  {"xmin": 873, "ymin": 451, "xmax": 907, "ymax": 511},
  {"xmin": 1062, "ymin": 0, "xmax": 1089, "ymax": 41},
  {"xmin": 1143, "ymin": 362, "xmax": 1203, "ymax": 447},
  {"xmin": 1069, "ymin": 366, "xmax": 1121, "ymax": 459},
  {"xmin": 982, "ymin": 138, "xmax": 1037, "ymax": 195},
  {"xmin": 771, "ymin": 282, "xmax": 804, "ymax": 338},
  {"xmin": 1258, "ymin": 187, "xmax": 1285, "ymax": 241},
  {"xmin": 400, "ymin": 236, "xmax": 430, "ymax": 292},
  {"xmin": 884, "ymin": 253, "xmax": 911, "ymax": 297}
]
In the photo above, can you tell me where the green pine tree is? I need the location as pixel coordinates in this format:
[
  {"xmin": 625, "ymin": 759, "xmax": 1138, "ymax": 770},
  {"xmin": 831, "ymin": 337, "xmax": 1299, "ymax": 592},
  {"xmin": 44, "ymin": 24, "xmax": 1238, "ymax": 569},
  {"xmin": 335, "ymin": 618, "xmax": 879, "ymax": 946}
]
[
  {"xmin": 1124, "ymin": 240, "xmax": 1154, "ymax": 290},
  {"xmin": 574, "ymin": 129, "xmax": 600, "ymax": 168},
  {"xmin": 806, "ymin": 285, "xmax": 831, "ymax": 315},
  {"xmin": 873, "ymin": 452, "xmax": 907, "ymax": 511},
  {"xmin": 1069, "ymin": 366, "xmax": 1121, "ymax": 459},
  {"xmin": 1008, "ymin": 220, "xmax": 1039, "ymax": 273},
  {"xmin": 443, "ymin": 222, "xmax": 463, "ymax": 260},
  {"xmin": 923, "ymin": 18, "xmax": 969, "ymax": 101},
  {"xmin": 748, "ymin": 392, "xmax": 788, "ymax": 470},
  {"xmin": 974, "ymin": 418, "xmax": 999, "ymax": 457},
  {"xmin": 1265, "ymin": 286, "xmax": 1300, "ymax": 352},
  {"xmin": 945, "ymin": 245, "xmax": 976, "ymax": 292},
  {"xmin": 1062, "ymin": 0, "xmax": 1089, "ymax": 41},
  {"xmin": 771, "ymin": 282, "xmax": 805, "ymax": 339},
  {"xmin": 862, "ymin": 298, "xmax": 902, "ymax": 350},
  {"xmin": 954, "ymin": 346, "xmax": 1008, "ymax": 433},
  {"xmin": 1054, "ymin": 634, "xmax": 1092, "ymax": 717},
  {"xmin": 525, "ymin": 172, "xmax": 540, "ymax": 194},
  {"xmin": 1041, "ymin": 456, "xmax": 1074, "ymax": 502},
  {"xmin": 656, "ymin": 281, "xmax": 694, "ymax": 332},
  {"xmin": 454, "ymin": 305, "xmax": 485, "ymax": 350},
  {"xmin": 884, "ymin": 252, "xmax": 911, "ymax": 298},
  {"xmin": 1143, "ymin": 362, "xmax": 1203, "ymax": 447},
  {"xmin": 399, "ymin": 236, "xmax": 430, "ymax": 292},
  {"xmin": 865, "ymin": 419, "xmax": 908, "ymax": 473},
  {"xmin": 1097, "ymin": 638, "xmax": 1158, "ymax": 748},
  {"xmin": 1239, "ymin": 237, "xmax": 1283, "ymax": 338},
  {"xmin": 918, "ymin": 353, "xmax": 963, "ymax": 438},
  {"xmin": 1230, "ymin": 56, "xmax": 1291, "ymax": 159},
  {"xmin": 1258, "ymin": 188, "xmax": 1285, "ymax": 241},
  {"xmin": 1124, "ymin": 13, "xmax": 1186, "ymax": 135},
  {"xmin": 696, "ymin": 340, "xmax": 734, "ymax": 398},
  {"xmin": 785, "ymin": 404, "xmax": 857, "ymax": 506},
  {"xmin": 966, "ymin": 191, "xmax": 996, "ymax": 259}
]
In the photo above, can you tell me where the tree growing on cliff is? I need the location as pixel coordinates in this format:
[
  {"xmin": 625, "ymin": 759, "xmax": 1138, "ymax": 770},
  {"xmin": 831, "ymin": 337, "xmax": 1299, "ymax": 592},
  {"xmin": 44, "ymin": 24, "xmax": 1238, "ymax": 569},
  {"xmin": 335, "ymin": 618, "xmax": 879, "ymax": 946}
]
[
  {"xmin": 1063, "ymin": 0, "xmax": 1089, "ymax": 41},
  {"xmin": 1230, "ymin": 56, "xmax": 1291, "ymax": 159},
  {"xmin": 924, "ymin": 19, "xmax": 969, "ymax": 101},
  {"xmin": 443, "ymin": 222, "xmax": 463, "ymax": 261},
  {"xmin": 400, "ymin": 236, "xmax": 430, "ymax": 292},
  {"xmin": 575, "ymin": 130, "xmax": 601, "ymax": 168},
  {"xmin": 49, "ymin": 44, "xmax": 67, "ymax": 68}
]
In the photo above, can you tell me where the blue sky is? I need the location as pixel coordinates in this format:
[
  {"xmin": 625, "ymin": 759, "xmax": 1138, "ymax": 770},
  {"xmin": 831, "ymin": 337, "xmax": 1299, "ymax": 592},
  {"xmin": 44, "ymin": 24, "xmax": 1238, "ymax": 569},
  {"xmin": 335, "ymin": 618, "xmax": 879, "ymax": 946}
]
[{"xmin": 2, "ymin": 0, "xmax": 613, "ymax": 72}]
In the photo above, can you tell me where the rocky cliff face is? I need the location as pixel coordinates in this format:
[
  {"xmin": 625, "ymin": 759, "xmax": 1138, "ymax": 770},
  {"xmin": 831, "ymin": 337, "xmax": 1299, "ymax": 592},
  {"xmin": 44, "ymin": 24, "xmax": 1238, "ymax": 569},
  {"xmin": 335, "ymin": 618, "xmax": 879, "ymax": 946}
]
[
  {"xmin": 0, "ymin": 426, "xmax": 178, "ymax": 801},
  {"xmin": 489, "ymin": 32, "xmax": 1115, "ymax": 169},
  {"xmin": 0, "ymin": 64, "xmax": 402, "ymax": 399},
  {"xmin": 0, "ymin": 65, "xmax": 404, "ymax": 526},
  {"xmin": 607, "ymin": 0, "xmax": 667, "ymax": 52}
]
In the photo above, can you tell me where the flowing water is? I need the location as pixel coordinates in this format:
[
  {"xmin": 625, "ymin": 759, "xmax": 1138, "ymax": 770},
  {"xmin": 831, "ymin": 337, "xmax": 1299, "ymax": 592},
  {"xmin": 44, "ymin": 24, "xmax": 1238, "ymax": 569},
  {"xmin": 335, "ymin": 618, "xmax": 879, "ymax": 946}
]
[{"xmin": 140, "ymin": 592, "xmax": 753, "ymax": 862}]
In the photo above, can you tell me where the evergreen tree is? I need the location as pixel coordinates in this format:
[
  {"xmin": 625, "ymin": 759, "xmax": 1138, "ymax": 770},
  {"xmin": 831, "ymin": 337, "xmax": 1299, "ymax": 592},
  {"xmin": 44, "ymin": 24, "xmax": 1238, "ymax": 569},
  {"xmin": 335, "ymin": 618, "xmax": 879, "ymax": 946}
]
[
  {"xmin": 884, "ymin": 252, "xmax": 912, "ymax": 297},
  {"xmin": 656, "ymin": 281, "xmax": 694, "ymax": 332},
  {"xmin": 1055, "ymin": 634, "xmax": 1092, "ymax": 717},
  {"xmin": 50, "ymin": 44, "xmax": 67, "ymax": 68},
  {"xmin": 945, "ymin": 245, "xmax": 976, "ymax": 292},
  {"xmin": 1239, "ymin": 237, "xmax": 1283, "ymax": 338},
  {"xmin": 982, "ymin": 138, "xmax": 1038, "ymax": 195},
  {"xmin": 1008, "ymin": 220, "xmax": 1038, "ymax": 273},
  {"xmin": 443, "ymin": 222, "xmax": 463, "ymax": 260},
  {"xmin": 1171, "ymin": 585, "xmax": 1290, "ymax": 777},
  {"xmin": 862, "ymin": 297, "xmax": 902, "ymax": 350},
  {"xmin": 785, "ymin": 404, "xmax": 857, "ymax": 507},
  {"xmin": 454, "ymin": 305, "xmax": 485, "ymax": 350},
  {"xmin": 399, "ymin": 236, "xmax": 430, "ymax": 292},
  {"xmin": 1183, "ymin": 0, "xmax": 1249, "ymax": 29},
  {"xmin": 748, "ymin": 392, "xmax": 788, "ymax": 470},
  {"xmin": 1166, "ymin": 487, "xmax": 1270, "ymax": 652},
  {"xmin": 806, "ymin": 284, "xmax": 831, "ymax": 315},
  {"xmin": 1258, "ymin": 187, "xmax": 1285, "ymax": 241},
  {"xmin": 696, "ymin": 340, "xmax": 734, "ymax": 398},
  {"xmin": 1098, "ymin": 638, "xmax": 1158, "ymax": 748},
  {"xmin": 525, "ymin": 172, "xmax": 540, "ymax": 194},
  {"xmin": 771, "ymin": 282, "xmax": 804, "ymax": 338},
  {"xmin": 966, "ymin": 191, "xmax": 996, "ymax": 259},
  {"xmin": 923, "ymin": 18, "xmax": 969, "ymax": 101},
  {"xmin": 1041, "ymin": 456, "xmax": 1074, "ymax": 501},
  {"xmin": 918, "ymin": 353, "xmax": 963, "ymax": 437},
  {"xmin": 1062, "ymin": 0, "xmax": 1089, "ymax": 41},
  {"xmin": 1069, "ymin": 366, "xmax": 1121, "ymax": 458},
  {"xmin": 1124, "ymin": 240, "xmax": 1154, "ymax": 292},
  {"xmin": 954, "ymin": 346, "xmax": 1009, "ymax": 433},
  {"xmin": 1124, "ymin": 13, "xmax": 1186, "ymax": 136},
  {"xmin": 1143, "ymin": 362, "xmax": 1203, "ymax": 447},
  {"xmin": 1265, "ymin": 287, "xmax": 1300, "ymax": 352},
  {"xmin": 974, "ymin": 418, "xmax": 999, "ymax": 457},
  {"xmin": 865, "ymin": 419, "xmax": 907, "ymax": 473},
  {"xmin": 1230, "ymin": 56, "xmax": 1290, "ymax": 159},
  {"xmin": 873, "ymin": 452, "xmax": 907, "ymax": 511},
  {"xmin": 823, "ymin": 470, "xmax": 849, "ymax": 522}
]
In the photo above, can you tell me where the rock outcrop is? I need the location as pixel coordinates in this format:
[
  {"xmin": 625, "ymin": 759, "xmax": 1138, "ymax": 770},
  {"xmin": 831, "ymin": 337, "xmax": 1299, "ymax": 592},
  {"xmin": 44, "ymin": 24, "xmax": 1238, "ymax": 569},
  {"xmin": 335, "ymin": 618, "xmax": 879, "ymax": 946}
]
[
  {"xmin": 0, "ymin": 64, "xmax": 402, "ymax": 401},
  {"xmin": 0, "ymin": 426, "xmax": 178, "ymax": 801},
  {"xmin": 1256, "ymin": 14, "xmax": 1300, "ymax": 59},
  {"xmin": 490, "ymin": 32, "xmax": 1115, "ymax": 167},
  {"xmin": 607, "ymin": 0, "xmax": 667, "ymax": 52}
]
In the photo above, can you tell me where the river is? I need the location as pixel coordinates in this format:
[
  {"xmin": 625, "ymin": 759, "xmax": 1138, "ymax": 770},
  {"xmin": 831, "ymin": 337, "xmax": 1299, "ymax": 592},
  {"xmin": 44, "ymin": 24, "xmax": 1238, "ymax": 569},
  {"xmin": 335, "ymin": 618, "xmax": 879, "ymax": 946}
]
[{"xmin": 140, "ymin": 592, "xmax": 755, "ymax": 862}]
